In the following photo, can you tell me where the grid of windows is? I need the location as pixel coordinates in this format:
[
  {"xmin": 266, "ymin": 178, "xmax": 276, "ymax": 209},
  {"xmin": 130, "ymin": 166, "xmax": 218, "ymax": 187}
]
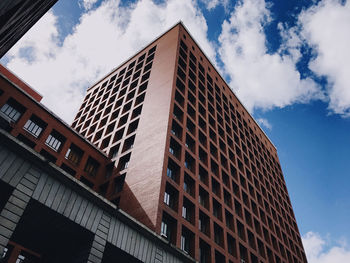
[
  {"xmin": 0, "ymin": 94, "xmax": 112, "ymax": 192},
  {"xmin": 72, "ymin": 46, "xmax": 157, "ymax": 179},
  {"xmin": 161, "ymin": 35, "xmax": 306, "ymax": 263}
]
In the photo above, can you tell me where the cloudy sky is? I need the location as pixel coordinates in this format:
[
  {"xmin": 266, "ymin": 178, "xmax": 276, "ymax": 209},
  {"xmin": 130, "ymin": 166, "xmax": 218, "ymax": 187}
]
[{"xmin": 1, "ymin": 0, "xmax": 350, "ymax": 261}]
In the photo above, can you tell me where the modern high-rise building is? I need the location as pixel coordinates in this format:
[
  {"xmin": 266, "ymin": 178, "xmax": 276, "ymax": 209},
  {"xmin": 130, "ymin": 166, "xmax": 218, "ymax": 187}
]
[{"xmin": 72, "ymin": 22, "xmax": 307, "ymax": 263}]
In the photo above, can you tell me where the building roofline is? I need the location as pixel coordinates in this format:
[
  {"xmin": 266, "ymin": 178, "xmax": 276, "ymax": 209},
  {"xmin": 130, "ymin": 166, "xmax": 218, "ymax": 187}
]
[
  {"xmin": 177, "ymin": 22, "xmax": 277, "ymax": 151},
  {"xmin": 84, "ymin": 21, "xmax": 276, "ymax": 150},
  {"xmin": 0, "ymin": 64, "xmax": 43, "ymax": 102},
  {"xmin": 86, "ymin": 21, "xmax": 183, "ymax": 92},
  {"xmin": 0, "ymin": 66, "xmax": 110, "ymax": 159}
]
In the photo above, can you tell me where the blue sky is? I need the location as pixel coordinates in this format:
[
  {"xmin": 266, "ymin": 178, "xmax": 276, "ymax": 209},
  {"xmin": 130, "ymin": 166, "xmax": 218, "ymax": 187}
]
[{"xmin": 2, "ymin": 0, "xmax": 350, "ymax": 261}]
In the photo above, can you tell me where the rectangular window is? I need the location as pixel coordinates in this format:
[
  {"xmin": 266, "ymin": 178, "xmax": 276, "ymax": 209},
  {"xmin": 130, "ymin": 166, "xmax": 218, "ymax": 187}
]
[
  {"xmin": 65, "ymin": 144, "xmax": 83, "ymax": 165},
  {"xmin": 166, "ymin": 159, "xmax": 179, "ymax": 183},
  {"xmin": 164, "ymin": 192, "xmax": 170, "ymax": 206},
  {"xmin": 167, "ymin": 167, "xmax": 174, "ymax": 180},
  {"xmin": 45, "ymin": 130, "xmax": 66, "ymax": 152},
  {"xmin": 0, "ymin": 98, "xmax": 26, "ymax": 122},
  {"xmin": 182, "ymin": 206, "xmax": 187, "ymax": 219},
  {"xmin": 161, "ymin": 221, "xmax": 168, "ymax": 238},
  {"xmin": 23, "ymin": 115, "xmax": 47, "ymax": 138},
  {"xmin": 164, "ymin": 183, "xmax": 178, "ymax": 211},
  {"xmin": 181, "ymin": 227, "xmax": 194, "ymax": 256},
  {"xmin": 84, "ymin": 157, "xmax": 100, "ymax": 177},
  {"xmin": 199, "ymin": 211, "xmax": 210, "ymax": 236},
  {"xmin": 161, "ymin": 212, "xmax": 177, "ymax": 245},
  {"xmin": 118, "ymin": 153, "xmax": 131, "ymax": 171},
  {"xmin": 181, "ymin": 235, "xmax": 188, "ymax": 253}
]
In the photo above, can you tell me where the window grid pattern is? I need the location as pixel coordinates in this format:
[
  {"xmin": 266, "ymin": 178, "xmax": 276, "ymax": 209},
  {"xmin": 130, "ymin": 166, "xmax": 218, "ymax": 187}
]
[
  {"xmin": 161, "ymin": 34, "xmax": 306, "ymax": 263},
  {"xmin": 71, "ymin": 46, "xmax": 157, "ymax": 202},
  {"xmin": 0, "ymin": 94, "xmax": 113, "ymax": 193}
]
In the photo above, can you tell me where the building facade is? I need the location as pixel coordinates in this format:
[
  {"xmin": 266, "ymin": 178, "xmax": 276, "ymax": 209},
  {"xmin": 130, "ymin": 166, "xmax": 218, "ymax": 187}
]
[
  {"xmin": 72, "ymin": 23, "xmax": 307, "ymax": 263},
  {"xmin": 0, "ymin": 65, "xmax": 194, "ymax": 263}
]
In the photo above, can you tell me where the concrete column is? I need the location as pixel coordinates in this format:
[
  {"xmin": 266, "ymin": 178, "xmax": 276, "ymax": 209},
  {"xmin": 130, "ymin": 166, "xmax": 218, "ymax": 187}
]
[
  {"xmin": 0, "ymin": 168, "xmax": 40, "ymax": 254},
  {"xmin": 87, "ymin": 212, "xmax": 111, "ymax": 263},
  {"xmin": 154, "ymin": 246, "xmax": 164, "ymax": 263}
]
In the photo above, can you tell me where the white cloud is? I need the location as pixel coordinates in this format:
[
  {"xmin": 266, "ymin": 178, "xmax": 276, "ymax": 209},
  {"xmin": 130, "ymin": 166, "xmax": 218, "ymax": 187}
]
[
  {"xmin": 199, "ymin": 0, "xmax": 229, "ymax": 10},
  {"xmin": 4, "ymin": 0, "xmax": 215, "ymax": 124},
  {"xmin": 298, "ymin": 0, "xmax": 350, "ymax": 117},
  {"xmin": 218, "ymin": 0, "xmax": 323, "ymax": 112},
  {"xmin": 79, "ymin": 0, "xmax": 99, "ymax": 10},
  {"xmin": 256, "ymin": 118, "xmax": 272, "ymax": 130},
  {"xmin": 303, "ymin": 232, "xmax": 350, "ymax": 263}
]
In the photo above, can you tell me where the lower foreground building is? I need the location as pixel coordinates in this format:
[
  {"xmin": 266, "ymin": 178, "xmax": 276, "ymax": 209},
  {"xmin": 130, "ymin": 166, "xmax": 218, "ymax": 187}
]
[
  {"xmin": 0, "ymin": 22, "xmax": 307, "ymax": 263},
  {"xmin": 0, "ymin": 66, "xmax": 193, "ymax": 263}
]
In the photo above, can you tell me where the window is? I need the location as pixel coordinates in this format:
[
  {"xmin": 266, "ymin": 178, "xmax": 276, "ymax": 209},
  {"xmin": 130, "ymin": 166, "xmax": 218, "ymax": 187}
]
[
  {"xmin": 227, "ymin": 234, "xmax": 237, "ymax": 257},
  {"xmin": 167, "ymin": 167, "xmax": 174, "ymax": 180},
  {"xmin": 181, "ymin": 234, "xmax": 188, "ymax": 253},
  {"xmin": 65, "ymin": 144, "xmax": 83, "ymax": 165},
  {"xmin": 214, "ymin": 223, "xmax": 224, "ymax": 247},
  {"xmin": 183, "ymin": 173, "xmax": 195, "ymax": 196},
  {"xmin": 161, "ymin": 212, "xmax": 177, "ymax": 245},
  {"xmin": 225, "ymin": 210, "xmax": 234, "ymax": 232},
  {"xmin": 199, "ymin": 187, "xmax": 209, "ymax": 209},
  {"xmin": 118, "ymin": 153, "xmax": 131, "ymax": 171},
  {"xmin": 215, "ymin": 250, "xmax": 225, "ymax": 263},
  {"xmin": 169, "ymin": 138, "xmax": 181, "ymax": 159},
  {"xmin": 171, "ymin": 120, "xmax": 182, "ymax": 140},
  {"xmin": 213, "ymin": 198, "xmax": 222, "ymax": 220},
  {"xmin": 182, "ymin": 206, "xmax": 187, "ymax": 219},
  {"xmin": 45, "ymin": 130, "xmax": 66, "ymax": 152},
  {"xmin": 122, "ymin": 135, "xmax": 135, "ymax": 152},
  {"xmin": 164, "ymin": 183, "xmax": 178, "ymax": 211},
  {"xmin": 199, "ymin": 165, "xmax": 208, "ymax": 185},
  {"xmin": 199, "ymin": 240, "xmax": 211, "ymax": 263},
  {"xmin": 185, "ymin": 134, "xmax": 195, "ymax": 153},
  {"xmin": 84, "ymin": 157, "xmax": 100, "ymax": 177},
  {"xmin": 181, "ymin": 227, "xmax": 194, "ymax": 256},
  {"xmin": 239, "ymin": 244, "xmax": 248, "ymax": 263},
  {"xmin": 199, "ymin": 211, "xmax": 210, "ymax": 236},
  {"xmin": 237, "ymin": 220, "xmax": 246, "ymax": 241},
  {"xmin": 184, "ymin": 152, "xmax": 195, "ymax": 173},
  {"xmin": 0, "ymin": 98, "xmax": 26, "ymax": 122},
  {"xmin": 109, "ymin": 144, "xmax": 120, "ymax": 159},
  {"xmin": 212, "ymin": 177, "xmax": 221, "ymax": 197},
  {"xmin": 23, "ymin": 115, "xmax": 47, "ymax": 138},
  {"xmin": 166, "ymin": 159, "xmax": 179, "ymax": 183},
  {"xmin": 161, "ymin": 221, "xmax": 168, "ymax": 237},
  {"xmin": 164, "ymin": 192, "xmax": 170, "ymax": 206},
  {"xmin": 182, "ymin": 198, "xmax": 194, "ymax": 224}
]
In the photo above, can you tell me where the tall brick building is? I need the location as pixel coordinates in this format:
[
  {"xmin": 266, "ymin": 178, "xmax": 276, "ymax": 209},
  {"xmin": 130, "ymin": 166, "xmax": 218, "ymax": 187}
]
[{"xmin": 72, "ymin": 23, "xmax": 307, "ymax": 263}]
